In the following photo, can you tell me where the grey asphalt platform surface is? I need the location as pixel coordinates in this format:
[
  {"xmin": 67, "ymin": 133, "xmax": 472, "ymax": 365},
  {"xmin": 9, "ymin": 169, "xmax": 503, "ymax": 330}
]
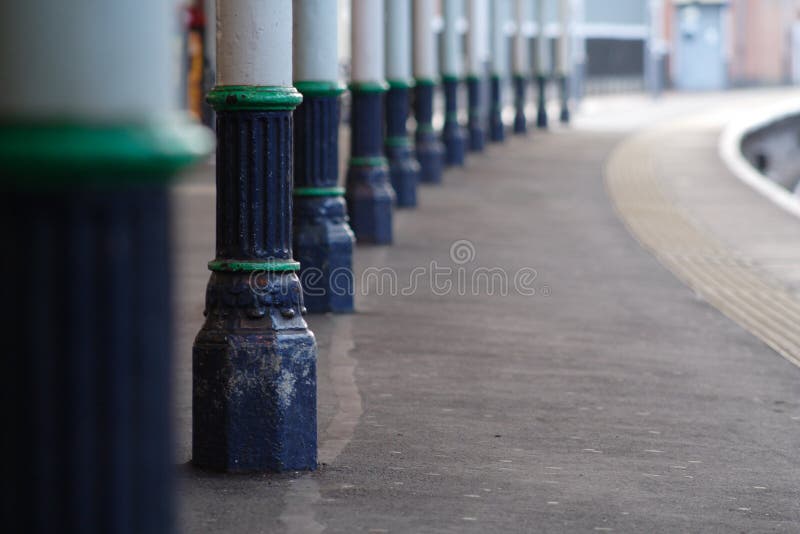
[{"xmin": 172, "ymin": 96, "xmax": 800, "ymax": 533}]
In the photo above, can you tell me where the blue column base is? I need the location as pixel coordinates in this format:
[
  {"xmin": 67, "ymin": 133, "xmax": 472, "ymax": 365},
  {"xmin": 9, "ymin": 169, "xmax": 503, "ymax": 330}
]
[
  {"xmin": 537, "ymin": 75, "xmax": 549, "ymax": 129},
  {"xmin": 194, "ymin": 108, "xmax": 318, "ymax": 473},
  {"xmin": 513, "ymin": 75, "xmax": 528, "ymax": 134},
  {"xmin": 559, "ymin": 75, "xmax": 570, "ymax": 124},
  {"xmin": 489, "ymin": 76, "xmax": 505, "ymax": 142},
  {"xmin": 293, "ymin": 91, "xmax": 355, "ymax": 313},
  {"xmin": 415, "ymin": 128, "xmax": 445, "ymax": 183},
  {"xmin": 442, "ymin": 78, "xmax": 467, "ymax": 166},
  {"xmin": 386, "ymin": 141, "xmax": 420, "ymax": 207},
  {"xmin": 442, "ymin": 120, "xmax": 467, "ymax": 166},
  {"xmin": 467, "ymin": 77, "xmax": 486, "ymax": 152},
  {"xmin": 193, "ymin": 271, "xmax": 317, "ymax": 472},
  {"xmin": 385, "ymin": 86, "xmax": 420, "ymax": 207},
  {"xmin": 346, "ymin": 161, "xmax": 394, "ymax": 244},
  {"xmin": 346, "ymin": 90, "xmax": 394, "ymax": 244},
  {"xmin": 3, "ymin": 188, "xmax": 173, "ymax": 533},
  {"xmin": 414, "ymin": 83, "xmax": 445, "ymax": 184},
  {"xmin": 294, "ymin": 195, "xmax": 355, "ymax": 313}
]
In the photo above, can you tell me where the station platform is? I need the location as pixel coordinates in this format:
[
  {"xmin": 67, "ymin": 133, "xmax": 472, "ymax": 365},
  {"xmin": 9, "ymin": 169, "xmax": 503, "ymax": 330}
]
[{"xmin": 172, "ymin": 89, "xmax": 800, "ymax": 533}]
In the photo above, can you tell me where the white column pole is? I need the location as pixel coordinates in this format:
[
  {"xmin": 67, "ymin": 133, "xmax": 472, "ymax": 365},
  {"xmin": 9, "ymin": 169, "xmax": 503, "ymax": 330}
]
[
  {"xmin": 294, "ymin": 0, "xmax": 340, "ymax": 84},
  {"xmin": 513, "ymin": 0, "xmax": 530, "ymax": 75},
  {"xmin": 0, "ymin": 0, "xmax": 174, "ymax": 121},
  {"xmin": 442, "ymin": 0, "xmax": 463, "ymax": 78},
  {"xmin": 491, "ymin": 0, "xmax": 508, "ymax": 76},
  {"xmin": 536, "ymin": 0, "xmax": 549, "ymax": 76},
  {"xmin": 386, "ymin": 0, "xmax": 413, "ymax": 84},
  {"xmin": 414, "ymin": 0, "xmax": 437, "ymax": 81},
  {"xmin": 558, "ymin": 0, "xmax": 571, "ymax": 76},
  {"xmin": 467, "ymin": 0, "xmax": 488, "ymax": 77},
  {"xmin": 218, "ymin": 0, "xmax": 292, "ymax": 86},
  {"xmin": 352, "ymin": 0, "xmax": 385, "ymax": 84}
]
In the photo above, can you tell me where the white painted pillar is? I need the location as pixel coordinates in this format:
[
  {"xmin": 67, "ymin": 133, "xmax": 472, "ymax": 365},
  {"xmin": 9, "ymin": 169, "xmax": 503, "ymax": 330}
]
[
  {"xmin": 386, "ymin": 0, "xmax": 413, "ymax": 84},
  {"xmin": 442, "ymin": 0, "xmax": 463, "ymax": 78},
  {"xmin": 536, "ymin": 0, "xmax": 550, "ymax": 76},
  {"xmin": 217, "ymin": 0, "xmax": 292, "ymax": 87},
  {"xmin": 557, "ymin": 0, "xmax": 571, "ymax": 75},
  {"xmin": 0, "ymin": 0, "xmax": 175, "ymax": 121},
  {"xmin": 294, "ymin": 0, "xmax": 340, "ymax": 84},
  {"xmin": 513, "ymin": 0, "xmax": 530, "ymax": 75},
  {"xmin": 467, "ymin": 0, "xmax": 489, "ymax": 77},
  {"xmin": 413, "ymin": 0, "xmax": 437, "ymax": 81},
  {"xmin": 351, "ymin": 0, "xmax": 385, "ymax": 84},
  {"xmin": 491, "ymin": 0, "xmax": 509, "ymax": 76}
]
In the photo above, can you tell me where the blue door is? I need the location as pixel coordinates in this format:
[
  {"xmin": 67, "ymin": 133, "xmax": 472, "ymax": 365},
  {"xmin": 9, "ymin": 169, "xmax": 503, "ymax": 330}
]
[{"xmin": 674, "ymin": 2, "xmax": 728, "ymax": 91}]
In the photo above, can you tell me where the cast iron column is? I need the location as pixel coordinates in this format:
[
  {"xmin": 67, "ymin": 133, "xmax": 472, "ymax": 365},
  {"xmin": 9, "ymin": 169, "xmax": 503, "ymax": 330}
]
[
  {"xmin": 441, "ymin": 0, "xmax": 468, "ymax": 166},
  {"xmin": 489, "ymin": 0, "xmax": 509, "ymax": 142},
  {"xmin": 346, "ymin": 0, "xmax": 395, "ymax": 244},
  {"xmin": 536, "ymin": 0, "xmax": 550, "ymax": 129},
  {"xmin": 385, "ymin": 0, "xmax": 421, "ymax": 207},
  {"xmin": 0, "ymin": 0, "xmax": 213, "ymax": 532},
  {"xmin": 466, "ymin": 0, "xmax": 487, "ymax": 152},
  {"xmin": 557, "ymin": 0, "xmax": 572, "ymax": 123},
  {"xmin": 193, "ymin": 0, "xmax": 319, "ymax": 473},
  {"xmin": 512, "ymin": 0, "xmax": 530, "ymax": 134},
  {"xmin": 413, "ymin": 0, "xmax": 445, "ymax": 183},
  {"xmin": 293, "ymin": 0, "xmax": 355, "ymax": 313}
]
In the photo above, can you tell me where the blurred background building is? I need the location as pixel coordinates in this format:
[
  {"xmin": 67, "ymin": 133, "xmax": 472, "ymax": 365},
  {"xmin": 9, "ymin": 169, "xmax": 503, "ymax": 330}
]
[{"xmin": 179, "ymin": 0, "xmax": 800, "ymax": 123}]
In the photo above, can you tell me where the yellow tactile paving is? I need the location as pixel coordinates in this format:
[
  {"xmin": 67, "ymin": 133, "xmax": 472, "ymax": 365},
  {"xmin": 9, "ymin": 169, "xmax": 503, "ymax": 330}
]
[{"xmin": 606, "ymin": 130, "xmax": 800, "ymax": 369}]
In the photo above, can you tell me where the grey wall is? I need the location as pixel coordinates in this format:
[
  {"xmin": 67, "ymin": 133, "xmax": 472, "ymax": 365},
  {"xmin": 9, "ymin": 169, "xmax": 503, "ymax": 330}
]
[{"xmin": 585, "ymin": 0, "xmax": 648, "ymax": 25}]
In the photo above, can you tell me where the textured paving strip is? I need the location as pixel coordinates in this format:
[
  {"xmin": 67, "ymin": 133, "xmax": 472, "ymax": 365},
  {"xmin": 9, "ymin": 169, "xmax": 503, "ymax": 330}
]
[{"xmin": 607, "ymin": 121, "xmax": 800, "ymax": 369}]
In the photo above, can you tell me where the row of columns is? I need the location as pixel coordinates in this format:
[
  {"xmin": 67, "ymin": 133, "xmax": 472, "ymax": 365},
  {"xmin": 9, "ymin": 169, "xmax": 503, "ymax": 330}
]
[
  {"xmin": 193, "ymin": 0, "xmax": 577, "ymax": 475},
  {"xmin": 2, "ymin": 1, "xmax": 574, "ymax": 532}
]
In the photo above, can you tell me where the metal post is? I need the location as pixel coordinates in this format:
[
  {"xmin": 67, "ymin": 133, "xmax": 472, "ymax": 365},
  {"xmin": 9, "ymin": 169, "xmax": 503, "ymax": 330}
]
[
  {"xmin": 647, "ymin": 0, "xmax": 666, "ymax": 99},
  {"xmin": 441, "ymin": 0, "xmax": 468, "ymax": 166},
  {"xmin": 385, "ymin": 0, "xmax": 421, "ymax": 207},
  {"xmin": 413, "ymin": 0, "xmax": 446, "ymax": 183},
  {"xmin": 346, "ymin": 0, "xmax": 395, "ymax": 243},
  {"xmin": 513, "ymin": 0, "xmax": 531, "ymax": 134},
  {"xmin": 0, "ymin": 0, "xmax": 213, "ymax": 531},
  {"xmin": 193, "ymin": 0, "xmax": 318, "ymax": 473},
  {"xmin": 557, "ymin": 0, "xmax": 571, "ymax": 122},
  {"xmin": 466, "ymin": 0, "xmax": 488, "ymax": 151},
  {"xmin": 490, "ymin": 0, "xmax": 509, "ymax": 142},
  {"xmin": 536, "ymin": 0, "xmax": 550, "ymax": 129},
  {"xmin": 293, "ymin": 0, "xmax": 355, "ymax": 313}
]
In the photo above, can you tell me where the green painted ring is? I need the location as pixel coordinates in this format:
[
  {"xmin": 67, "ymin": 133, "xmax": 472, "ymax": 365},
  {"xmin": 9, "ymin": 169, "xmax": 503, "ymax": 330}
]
[
  {"xmin": 385, "ymin": 136, "xmax": 413, "ymax": 148},
  {"xmin": 387, "ymin": 79, "xmax": 415, "ymax": 90},
  {"xmin": 207, "ymin": 85, "xmax": 303, "ymax": 111},
  {"xmin": 0, "ymin": 116, "xmax": 214, "ymax": 186},
  {"xmin": 441, "ymin": 74, "xmax": 462, "ymax": 83},
  {"xmin": 348, "ymin": 156, "xmax": 389, "ymax": 167},
  {"xmin": 349, "ymin": 81, "xmax": 390, "ymax": 93},
  {"xmin": 294, "ymin": 186, "xmax": 345, "ymax": 197},
  {"xmin": 414, "ymin": 77, "xmax": 437, "ymax": 87},
  {"xmin": 417, "ymin": 124, "xmax": 435, "ymax": 134},
  {"xmin": 208, "ymin": 259, "xmax": 300, "ymax": 272},
  {"xmin": 294, "ymin": 80, "xmax": 347, "ymax": 97}
]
